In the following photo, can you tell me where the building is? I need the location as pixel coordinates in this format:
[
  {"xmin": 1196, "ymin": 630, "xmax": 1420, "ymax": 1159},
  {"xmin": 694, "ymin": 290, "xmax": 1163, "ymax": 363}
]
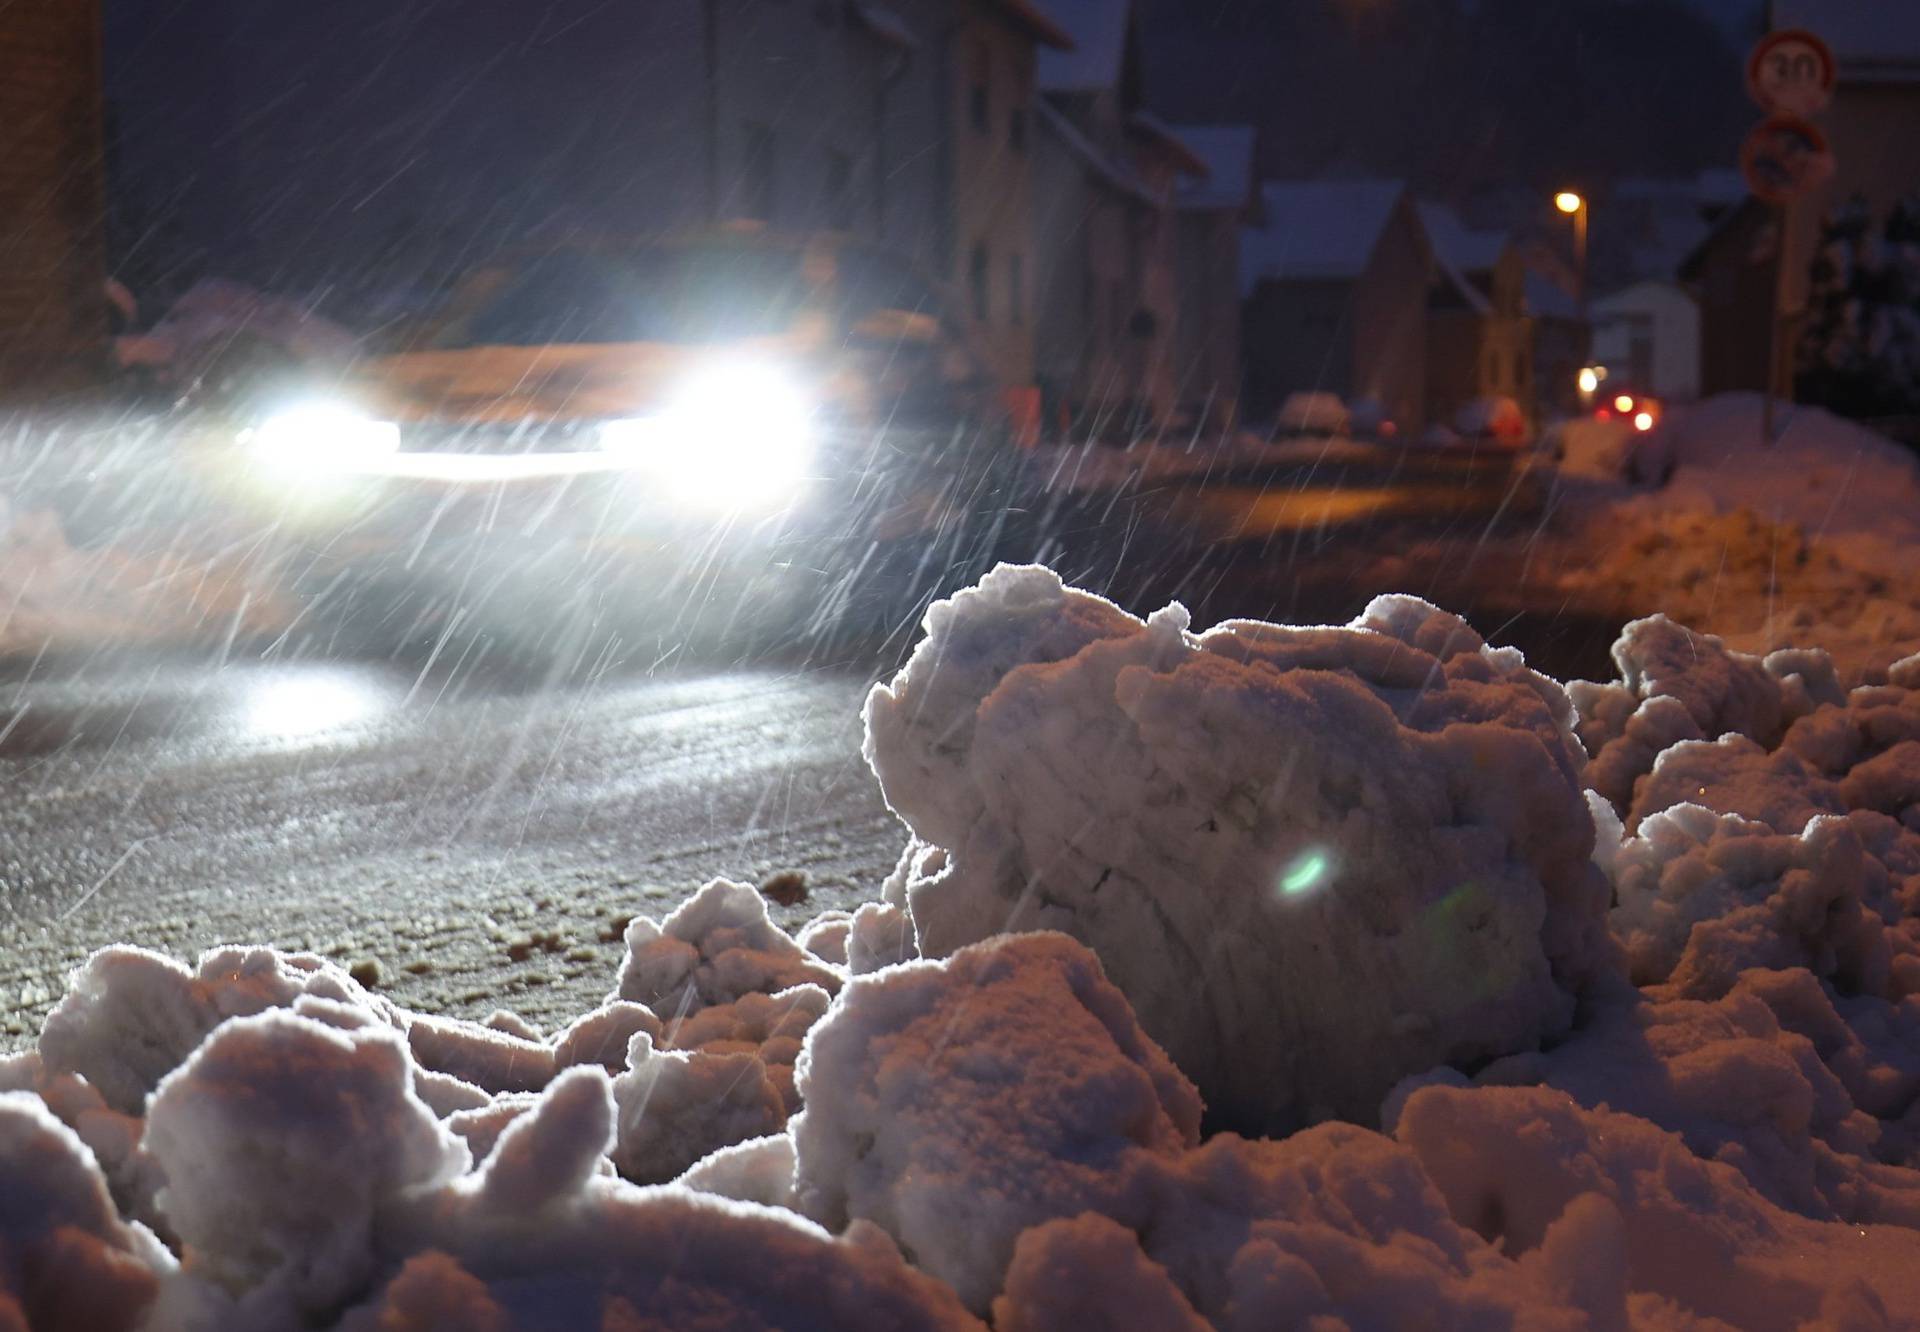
[
  {"xmin": 1418, "ymin": 203, "xmax": 1532, "ymax": 429},
  {"xmin": 104, "ymin": 0, "xmax": 1067, "ymax": 397},
  {"xmin": 1589, "ymin": 280, "xmax": 1701, "ymax": 402},
  {"xmin": 1678, "ymin": 200, "xmax": 1777, "ymax": 396},
  {"xmin": 1240, "ymin": 180, "xmax": 1431, "ymax": 429},
  {"xmin": 1171, "ymin": 124, "xmax": 1259, "ymax": 431},
  {"xmin": 882, "ymin": 0, "xmax": 1071, "ymax": 399},
  {"xmin": 0, "ymin": 0, "xmax": 107, "ymax": 393},
  {"xmin": 1027, "ymin": 0, "xmax": 1199, "ymax": 434}
]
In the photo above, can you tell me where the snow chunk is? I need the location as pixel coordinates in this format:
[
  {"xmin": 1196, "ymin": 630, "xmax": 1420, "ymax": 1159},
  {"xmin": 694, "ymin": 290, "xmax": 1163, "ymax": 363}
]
[
  {"xmin": 142, "ymin": 1010, "xmax": 470, "ymax": 1323},
  {"xmin": 676, "ymin": 1134, "xmax": 799, "ymax": 1211},
  {"xmin": 549, "ymin": 1000, "xmax": 662, "ymax": 1074},
  {"xmin": 1628, "ymin": 734, "xmax": 1847, "ymax": 834},
  {"xmin": 611, "ymin": 1033, "xmax": 787, "ymax": 1186},
  {"xmin": 38, "ymin": 945, "xmax": 393, "ymax": 1115},
  {"xmin": 0, "ymin": 1092, "xmax": 162, "ymax": 1332},
  {"xmin": 1602, "ymin": 804, "xmax": 1902, "ymax": 997},
  {"xmin": 866, "ymin": 566, "xmax": 1613, "ymax": 1129},
  {"xmin": 994, "ymin": 1214, "xmax": 1209, "ymax": 1332},
  {"xmin": 616, "ymin": 878, "xmax": 840, "ymax": 1018},
  {"xmin": 362, "ymin": 1077, "xmax": 982, "ymax": 1331},
  {"xmin": 1396, "ymin": 1083, "xmax": 1920, "ymax": 1329},
  {"xmin": 792, "ymin": 932, "xmax": 1201, "ymax": 1313}
]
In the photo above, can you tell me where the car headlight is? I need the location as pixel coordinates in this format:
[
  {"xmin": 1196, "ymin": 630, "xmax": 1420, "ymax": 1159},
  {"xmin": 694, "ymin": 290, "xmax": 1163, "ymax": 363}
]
[
  {"xmin": 600, "ymin": 360, "xmax": 817, "ymax": 512},
  {"xmin": 243, "ymin": 402, "xmax": 401, "ymax": 472}
]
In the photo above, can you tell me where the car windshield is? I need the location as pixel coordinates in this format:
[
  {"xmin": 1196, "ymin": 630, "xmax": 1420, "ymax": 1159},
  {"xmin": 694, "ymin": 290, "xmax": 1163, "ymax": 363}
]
[{"xmin": 441, "ymin": 245, "xmax": 810, "ymax": 348}]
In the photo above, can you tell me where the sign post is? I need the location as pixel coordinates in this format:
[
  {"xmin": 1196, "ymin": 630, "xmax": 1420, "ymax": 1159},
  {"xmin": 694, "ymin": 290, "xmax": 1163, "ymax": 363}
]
[{"xmin": 1742, "ymin": 28, "xmax": 1838, "ymax": 443}]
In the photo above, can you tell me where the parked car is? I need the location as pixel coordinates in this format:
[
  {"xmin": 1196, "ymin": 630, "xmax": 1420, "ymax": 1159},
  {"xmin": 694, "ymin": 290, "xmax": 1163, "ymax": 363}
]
[
  {"xmin": 1276, "ymin": 392, "xmax": 1351, "ymax": 438},
  {"xmin": 1452, "ymin": 396, "xmax": 1531, "ymax": 448}
]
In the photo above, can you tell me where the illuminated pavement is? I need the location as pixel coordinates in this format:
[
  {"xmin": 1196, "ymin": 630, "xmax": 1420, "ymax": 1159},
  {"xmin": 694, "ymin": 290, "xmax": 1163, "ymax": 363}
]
[
  {"xmin": 0, "ymin": 651, "xmax": 899, "ymax": 1041},
  {"xmin": 0, "ymin": 447, "xmax": 1625, "ymax": 1043}
]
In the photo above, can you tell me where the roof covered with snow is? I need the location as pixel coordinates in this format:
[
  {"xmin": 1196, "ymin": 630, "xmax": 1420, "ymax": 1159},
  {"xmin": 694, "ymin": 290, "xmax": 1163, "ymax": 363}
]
[
  {"xmin": 1241, "ymin": 180, "xmax": 1408, "ymax": 292},
  {"xmin": 1035, "ymin": 99, "xmax": 1155, "ymax": 206},
  {"xmin": 1036, "ymin": 0, "xmax": 1132, "ymax": 92},
  {"xmin": 1417, "ymin": 203, "xmax": 1508, "ymax": 313},
  {"xmin": 996, "ymin": 0, "xmax": 1076, "ymax": 49},
  {"xmin": 1772, "ymin": 1, "xmax": 1920, "ymax": 80},
  {"xmin": 1173, "ymin": 125, "xmax": 1257, "ymax": 211}
]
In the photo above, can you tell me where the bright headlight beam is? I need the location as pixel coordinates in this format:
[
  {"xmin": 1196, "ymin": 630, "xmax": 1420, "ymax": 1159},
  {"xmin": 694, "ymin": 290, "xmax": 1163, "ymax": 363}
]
[
  {"xmin": 246, "ymin": 402, "xmax": 401, "ymax": 473},
  {"xmin": 600, "ymin": 359, "xmax": 817, "ymax": 513}
]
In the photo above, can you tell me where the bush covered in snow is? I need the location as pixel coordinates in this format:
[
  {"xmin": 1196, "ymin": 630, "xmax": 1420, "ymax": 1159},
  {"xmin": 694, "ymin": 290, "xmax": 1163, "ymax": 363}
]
[{"xmin": 7, "ymin": 568, "xmax": 1920, "ymax": 1329}]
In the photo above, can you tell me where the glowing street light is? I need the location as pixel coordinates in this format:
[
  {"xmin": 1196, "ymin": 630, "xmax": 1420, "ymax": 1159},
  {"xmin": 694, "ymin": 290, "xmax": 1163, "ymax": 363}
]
[
  {"xmin": 1613, "ymin": 393, "xmax": 1636, "ymax": 414},
  {"xmin": 1555, "ymin": 189, "xmax": 1590, "ymax": 322},
  {"xmin": 1577, "ymin": 367, "xmax": 1600, "ymax": 395},
  {"xmin": 1554, "ymin": 191, "xmax": 1585, "ymax": 215}
]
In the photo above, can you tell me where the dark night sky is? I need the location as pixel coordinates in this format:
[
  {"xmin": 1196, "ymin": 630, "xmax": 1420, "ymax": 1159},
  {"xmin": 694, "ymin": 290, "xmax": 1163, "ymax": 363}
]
[
  {"xmin": 101, "ymin": 0, "xmax": 1768, "ymax": 295},
  {"xmin": 1139, "ymin": 0, "xmax": 1761, "ymax": 201}
]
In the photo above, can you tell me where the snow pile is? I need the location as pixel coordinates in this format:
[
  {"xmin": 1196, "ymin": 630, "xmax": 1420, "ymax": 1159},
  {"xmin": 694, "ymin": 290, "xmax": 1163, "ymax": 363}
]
[
  {"xmin": 10, "ymin": 570, "xmax": 1920, "ymax": 1327},
  {"xmin": 0, "ymin": 493, "xmax": 289, "ymax": 659},
  {"xmin": 863, "ymin": 563, "xmax": 1613, "ymax": 1130},
  {"xmin": 1559, "ymin": 395, "xmax": 1920, "ymax": 679},
  {"xmin": 1572, "ymin": 618, "xmax": 1920, "ymax": 1000}
]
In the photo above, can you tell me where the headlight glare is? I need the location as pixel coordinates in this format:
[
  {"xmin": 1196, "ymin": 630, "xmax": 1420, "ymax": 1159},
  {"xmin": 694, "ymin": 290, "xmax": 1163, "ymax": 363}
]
[
  {"xmin": 245, "ymin": 402, "xmax": 401, "ymax": 472},
  {"xmin": 600, "ymin": 360, "xmax": 816, "ymax": 512}
]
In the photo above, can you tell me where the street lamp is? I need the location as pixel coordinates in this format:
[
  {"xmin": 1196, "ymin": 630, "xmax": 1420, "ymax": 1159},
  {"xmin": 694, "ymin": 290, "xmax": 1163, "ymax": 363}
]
[{"xmin": 1555, "ymin": 190, "xmax": 1589, "ymax": 317}]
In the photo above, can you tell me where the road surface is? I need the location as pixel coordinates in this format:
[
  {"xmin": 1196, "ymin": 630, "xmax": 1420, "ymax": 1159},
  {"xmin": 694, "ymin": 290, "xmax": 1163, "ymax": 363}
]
[
  {"xmin": 0, "ymin": 649, "xmax": 899, "ymax": 1042},
  {"xmin": 1, "ymin": 448, "xmax": 1627, "ymax": 1043}
]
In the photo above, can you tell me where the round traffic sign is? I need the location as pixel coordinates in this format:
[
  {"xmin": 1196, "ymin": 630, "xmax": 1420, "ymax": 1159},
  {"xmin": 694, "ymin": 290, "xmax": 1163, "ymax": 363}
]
[
  {"xmin": 1740, "ymin": 114, "xmax": 1835, "ymax": 205},
  {"xmin": 1748, "ymin": 29, "xmax": 1837, "ymax": 118}
]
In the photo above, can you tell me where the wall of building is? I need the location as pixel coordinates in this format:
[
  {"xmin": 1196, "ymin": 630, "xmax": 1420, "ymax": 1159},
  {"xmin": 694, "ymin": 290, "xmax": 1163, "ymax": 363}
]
[
  {"xmin": 1591, "ymin": 280, "xmax": 1700, "ymax": 401},
  {"xmin": 941, "ymin": 8, "xmax": 1040, "ymax": 391},
  {"xmin": 1351, "ymin": 199, "xmax": 1430, "ymax": 430},
  {"xmin": 1241, "ymin": 277, "xmax": 1355, "ymax": 423},
  {"xmin": 1031, "ymin": 121, "xmax": 1136, "ymax": 430},
  {"xmin": 1173, "ymin": 207, "xmax": 1242, "ymax": 428},
  {"xmin": 0, "ymin": 0, "xmax": 106, "ymax": 391},
  {"xmin": 1694, "ymin": 205, "xmax": 1777, "ymax": 397}
]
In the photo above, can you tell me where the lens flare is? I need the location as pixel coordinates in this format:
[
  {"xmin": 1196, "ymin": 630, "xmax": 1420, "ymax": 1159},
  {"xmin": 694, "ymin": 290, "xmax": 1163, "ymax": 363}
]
[{"xmin": 1278, "ymin": 848, "xmax": 1333, "ymax": 899}]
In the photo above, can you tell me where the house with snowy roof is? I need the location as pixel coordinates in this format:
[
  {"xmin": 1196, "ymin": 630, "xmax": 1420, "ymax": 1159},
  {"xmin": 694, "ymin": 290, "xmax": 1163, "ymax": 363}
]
[
  {"xmin": 1239, "ymin": 180, "xmax": 1432, "ymax": 430},
  {"xmin": 1419, "ymin": 203, "xmax": 1533, "ymax": 429},
  {"xmin": 1028, "ymin": 0, "xmax": 1206, "ymax": 434},
  {"xmin": 1171, "ymin": 125, "xmax": 1260, "ymax": 431}
]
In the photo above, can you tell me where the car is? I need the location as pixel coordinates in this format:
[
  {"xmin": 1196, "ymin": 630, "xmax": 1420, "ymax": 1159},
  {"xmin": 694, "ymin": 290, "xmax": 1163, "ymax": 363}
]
[
  {"xmin": 1275, "ymin": 392, "xmax": 1351, "ymax": 438},
  {"xmin": 1451, "ymin": 396, "xmax": 1531, "ymax": 448},
  {"xmin": 201, "ymin": 232, "xmax": 1023, "ymax": 653}
]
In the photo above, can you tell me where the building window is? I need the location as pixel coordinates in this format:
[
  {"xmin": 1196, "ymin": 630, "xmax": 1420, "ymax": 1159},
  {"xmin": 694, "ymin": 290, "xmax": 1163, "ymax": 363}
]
[
  {"xmin": 826, "ymin": 150, "xmax": 854, "ymax": 231},
  {"xmin": 1010, "ymin": 106, "xmax": 1027, "ymax": 153},
  {"xmin": 970, "ymin": 243, "xmax": 991, "ymax": 323},
  {"xmin": 742, "ymin": 123, "xmax": 776, "ymax": 223},
  {"xmin": 1008, "ymin": 253, "xmax": 1024, "ymax": 327},
  {"xmin": 969, "ymin": 45, "xmax": 991, "ymax": 134}
]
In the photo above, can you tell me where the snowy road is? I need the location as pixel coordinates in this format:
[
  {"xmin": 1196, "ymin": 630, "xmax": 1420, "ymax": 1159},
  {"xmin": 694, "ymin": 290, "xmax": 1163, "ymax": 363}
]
[{"xmin": 0, "ymin": 651, "xmax": 901, "ymax": 1043}]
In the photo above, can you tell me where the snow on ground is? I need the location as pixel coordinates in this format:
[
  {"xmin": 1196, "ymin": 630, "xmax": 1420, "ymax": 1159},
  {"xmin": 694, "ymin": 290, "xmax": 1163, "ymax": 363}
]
[
  {"xmin": 0, "ymin": 496, "xmax": 286, "ymax": 657},
  {"xmin": 6, "ymin": 567, "xmax": 1920, "ymax": 1329},
  {"xmin": 1555, "ymin": 395, "xmax": 1920, "ymax": 682}
]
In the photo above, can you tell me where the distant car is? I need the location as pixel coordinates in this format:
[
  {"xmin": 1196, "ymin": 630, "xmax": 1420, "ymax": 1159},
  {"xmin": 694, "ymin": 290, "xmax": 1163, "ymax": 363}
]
[
  {"xmin": 199, "ymin": 231, "xmax": 1019, "ymax": 646},
  {"xmin": 1452, "ymin": 396, "xmax": 1531, "ymax": 448},
  {"xmin": 1593, "ymin": 385, "xmax": 1663, "ymax": 435},
  {"xmin": 1276, "ymin": 392, "xmax": 1350, "ymax": 438},
  {"xmin": 1346, "ymin": 398, "xmax": 1399, "ymax": 441}
]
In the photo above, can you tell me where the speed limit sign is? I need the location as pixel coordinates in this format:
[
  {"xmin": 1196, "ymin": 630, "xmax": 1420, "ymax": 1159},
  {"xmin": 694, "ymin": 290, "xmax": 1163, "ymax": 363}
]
[{"xmin": 1748, "ymin": 29, "xmax": 1837, "ymax": 118}]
